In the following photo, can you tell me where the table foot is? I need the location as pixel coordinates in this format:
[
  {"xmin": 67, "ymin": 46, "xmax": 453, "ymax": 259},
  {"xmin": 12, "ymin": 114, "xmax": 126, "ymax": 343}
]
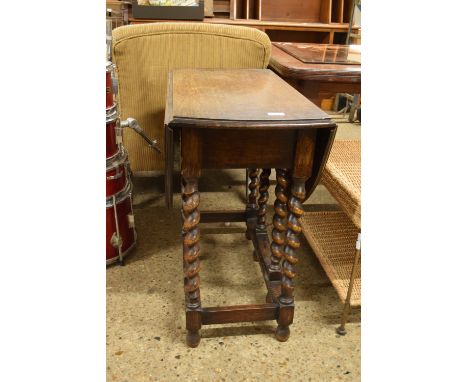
[
  {"xmin": 275, "ymin": 325, "xmax": 290, "ymax": 342},
  {"xmin": 336, "ymin": 327, "xmax": 347, "ymax": 336},
  {"xmin": 186, "ymin": 330, "xmax": 201, "ymax": 347}
]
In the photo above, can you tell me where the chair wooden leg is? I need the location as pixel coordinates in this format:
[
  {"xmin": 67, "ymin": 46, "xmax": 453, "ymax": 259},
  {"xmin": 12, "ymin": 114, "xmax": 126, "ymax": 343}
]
[
  {"xmin": 276, "ymin": 176, "xmax": 305, "ymax": 342},
  {"xmin": 337, "ymin": 233, "xmax": 361, "ymax": 335},
  {"xmin": 182, "ymin": 177, "xmax": 202, "ymax": 347}
]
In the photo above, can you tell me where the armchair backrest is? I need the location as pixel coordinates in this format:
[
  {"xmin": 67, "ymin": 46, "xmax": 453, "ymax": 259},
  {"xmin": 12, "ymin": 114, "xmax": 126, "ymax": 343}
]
[{"xmin": 112, "ymin": 22, "xmax": 272, "ymax": 173}]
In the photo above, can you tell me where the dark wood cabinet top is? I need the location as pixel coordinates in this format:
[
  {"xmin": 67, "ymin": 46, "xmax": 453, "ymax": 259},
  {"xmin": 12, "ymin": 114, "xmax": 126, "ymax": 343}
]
[
  {"xmin": 165, "ymin": 69, "xmax": 334, "ymax": 129},
  {"xmin": 269, "ymin": 43, "xmax": 361, "ymax": 82}
]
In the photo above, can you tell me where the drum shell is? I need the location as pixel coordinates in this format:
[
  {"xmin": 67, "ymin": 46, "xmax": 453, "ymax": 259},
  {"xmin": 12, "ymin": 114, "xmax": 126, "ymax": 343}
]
[
  {"xmin": 106, "ymin": 106, "xmax": 120, "ymax": 159},
  {"xmin": 106, "ymin": 150, "xmax": 129, "ymax": 197},
  {"xmin": 106, "ymin": 186, "xmax": 136, "ymax": 264},
  {"xmin": 106, "ymin": 62, "xmax": 114, "ymax": 109}
]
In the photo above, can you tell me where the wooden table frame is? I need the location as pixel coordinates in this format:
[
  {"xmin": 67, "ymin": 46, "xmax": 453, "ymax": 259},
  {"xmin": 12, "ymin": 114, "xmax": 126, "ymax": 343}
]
[
  {"xmin": 269, "ymin": 43, "xmax": 361, "ymax": 107},
  {"xmin": 164, "ymin": 69, "xmax": 337, "ymax": 347}
]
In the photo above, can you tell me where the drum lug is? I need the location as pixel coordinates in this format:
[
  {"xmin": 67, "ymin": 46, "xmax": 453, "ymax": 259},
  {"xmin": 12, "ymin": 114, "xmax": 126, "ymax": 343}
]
[
  {"xmin": 112, "ymin": 77, "xmax": 119, "ymax": 95},
  {"xmin": 107, "ymin": 168, "xmax": 124, "ymax": 180},
  {"xmin": 110, "ymin": 232, "xmax": 123, "ymax": 248},
  {"xmin": 127, "ymin": 214, "xmax": 135, "ymax": 228}
]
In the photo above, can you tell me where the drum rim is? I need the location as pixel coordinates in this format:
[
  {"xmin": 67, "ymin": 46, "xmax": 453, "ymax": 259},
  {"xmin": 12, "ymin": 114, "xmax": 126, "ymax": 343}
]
[
  {"xmin": 106, "ymin": 234, "xmax": 137, "ymax": 265},
  {"xmin": 106, "ymin": 61, "xmax": 115, "ymax": 72},
  {"xmin": 106, "ymin": 181, "xmax": 132, "ymax": 207},
  {"xmin": 106, "ymin": 148, "xmax": 128, "ymax": 169},
  {"xmin": 106, "ymin": 147, "xmax": 121, "ymax": 162},
  {"xmin": 106, "ymin": 104, "xmax": 119, "ymax": 122}
]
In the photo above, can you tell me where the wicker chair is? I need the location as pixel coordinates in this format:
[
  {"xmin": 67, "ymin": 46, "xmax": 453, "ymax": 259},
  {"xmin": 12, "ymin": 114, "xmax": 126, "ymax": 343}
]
[{"xmin": 301, "ymin": 139, "xmax": 361, "ymax": 334}]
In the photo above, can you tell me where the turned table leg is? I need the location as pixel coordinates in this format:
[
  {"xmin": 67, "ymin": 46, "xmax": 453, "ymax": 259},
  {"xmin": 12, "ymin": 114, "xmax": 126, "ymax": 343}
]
[
  {"xmin": 245, "ymin": 168, "xmax": 259, "ymax": 243},
  {"xmin": 275, "ymin": 177, "xmax": 305, "ymax": 341},
  {"xmin": 254, "ymin": 168, "xmax": 271, "ymax": 263},
  {"xmin": 256, "ymin": 169, "xmax": 271, "ymax": 232},
  {"xmin": 182, "ymin": 177, "xmax": 202, "ymax": 347},
  {"xmin": 270, "ymin": 169, "xmax": 290, "ymax": 275}
]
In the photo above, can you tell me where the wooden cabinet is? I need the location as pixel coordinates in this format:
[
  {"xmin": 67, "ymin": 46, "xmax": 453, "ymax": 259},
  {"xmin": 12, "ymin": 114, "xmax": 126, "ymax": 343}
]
[
  {"xmin": 128, "ymin": 0, "xmax": 359, "ymax": 44},
  {"xmin": 226, "ymin": 0, "xmax": 358, "ymax": 44},
  {"xmin": 227, "ymin": 0, "xmax": 355, "ymax": 24}
]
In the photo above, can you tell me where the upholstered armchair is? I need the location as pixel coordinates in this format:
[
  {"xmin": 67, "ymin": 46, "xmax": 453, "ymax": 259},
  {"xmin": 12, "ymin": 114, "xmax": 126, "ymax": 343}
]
[{"xmin": 112, "ymin": 22, "xmax": 272, "ymax": 174}]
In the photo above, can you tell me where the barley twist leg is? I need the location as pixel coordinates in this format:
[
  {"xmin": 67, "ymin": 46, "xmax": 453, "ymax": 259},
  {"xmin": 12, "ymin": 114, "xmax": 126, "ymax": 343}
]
[{"xmin": 182, "ymin": 177, "xmax": 202, "ymax": 347}]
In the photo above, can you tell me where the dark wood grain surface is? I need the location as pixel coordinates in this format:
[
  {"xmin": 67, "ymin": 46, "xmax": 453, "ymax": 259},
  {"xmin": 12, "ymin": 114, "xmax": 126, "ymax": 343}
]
[
  {"xmin": 269, "ymin": 44, "xmax": 361, "ymax": 82},
  {"xmin": 165, "ymin": 68, "xmax": 338, "ymax": 346},
  {"xmin": 169, "ymin": 69, "xmax": 331, "ymax": 124},
  {"xmin": 275, "ymin": 42, "xmax": 361, "ymax": 64}
]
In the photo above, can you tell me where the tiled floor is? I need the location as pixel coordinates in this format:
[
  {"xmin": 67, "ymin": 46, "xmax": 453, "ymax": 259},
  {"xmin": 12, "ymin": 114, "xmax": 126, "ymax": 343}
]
[{"xmin": 107, "ymin": 113, "xmax": 361, "ymax": 381}]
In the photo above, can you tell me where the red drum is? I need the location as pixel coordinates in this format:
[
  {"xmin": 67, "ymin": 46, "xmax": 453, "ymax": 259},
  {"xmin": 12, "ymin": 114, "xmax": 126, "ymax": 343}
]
[
  {"xmin": 106, "ymin": 183, "xmax": 136, "ymax": 265},
  {"xmin": 106, "ymin": 104, "xmax": 120, "ymax": 159},
  {"xmin": 106, "ymin": 149, "xmax": 130, "ymax": 197},
  {"xmin": 106, "ymin": 61, "xmax": 115, "ymax": 110}
]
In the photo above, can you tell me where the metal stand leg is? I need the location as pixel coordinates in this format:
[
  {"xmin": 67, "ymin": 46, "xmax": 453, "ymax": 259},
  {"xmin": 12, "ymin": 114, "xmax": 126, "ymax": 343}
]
[
  {"xmin": 348, "ymin": 94, "xmax": 360, "ymax": 122},
  {"xmin": 111, "ymin": 195, "xmax": 124, "ymax": 266},
  {"xmin": 337, "ymin": 233, "xmax": 361, "ymax": 335},
  {"xmin": 245, "ymin": 169, "xmax": 249, "ymax": 203}
]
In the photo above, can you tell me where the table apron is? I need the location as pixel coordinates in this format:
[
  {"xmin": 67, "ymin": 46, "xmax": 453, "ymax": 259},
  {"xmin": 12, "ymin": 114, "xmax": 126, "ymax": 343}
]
[{"xmin": 198, "ymin": 129, "xmax": 296, "ymax": 169}]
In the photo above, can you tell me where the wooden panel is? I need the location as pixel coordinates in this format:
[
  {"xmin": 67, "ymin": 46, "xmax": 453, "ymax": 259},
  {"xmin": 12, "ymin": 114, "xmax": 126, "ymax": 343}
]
[
  {"xmin": 249, "ymin": 0, "xmax": 257, "ymax": 19},
  {"xmin": 181, "ymin": 128, "xmax": 202, "ymax": 179},
  {"xmin": 128, "ymin": 13, "xmax": 357, "ymax": 35},
  {"xmin": 236, "ymin": 0, "xmax": 245, "ymax": 19},
  {"xmin": 202, "ymin": 304, "xmax": 278, "ymax": 325},
  {"xmin": 200, "ymin": 129, "xmax": 296, "ymax": 169},
  {"xmin": 266, "ymin": 29, "xmax": 330, "ymax": 43},
  {"xmin": 213, "ymin": 0, "xmax": 230, "ymax": 17},
  {"xmin": 333, "ymin": 31, "xmax": 347, "ymax": 44},
  {"xmin": 229, "ymin": 0, "xmax": 238, "ymax": 20},
  {"xmin": 343, "ymin": 0, "xmax": 354, "ymax": 23},
  {"xmin": 243, "ymin": 0, "xmax": 258, "ymax": 19},
  {"xmin": 320, "ymin": 0, "xmax": 332, "ymax": 23},
  {"xmin": 200, "ymin": 210, "xmax": 246, "ymax": 223},
  {"xmin": 261, "ymin": 0, "xmax": 322, "ymax": 22},
  {"xmin": 214, "ymin": 0, "xmax": 230, "ymax": 13},
  {"xmin": 332, "ymin": 0, "xmax": 344, "ymax": 23}
]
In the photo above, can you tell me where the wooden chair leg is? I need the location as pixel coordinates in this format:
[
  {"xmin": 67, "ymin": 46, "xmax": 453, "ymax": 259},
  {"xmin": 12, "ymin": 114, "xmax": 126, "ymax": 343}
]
[
  {"xmin": 337, "ymin": 233, "xmax": 361, "ymax": 335},
  {"xmin": 276, "ymin": 176, "xmax": 305, "ymax": 342},
  {"xmin": 182, "ymin": 177, "xmax": 202, "ymax": 347}
]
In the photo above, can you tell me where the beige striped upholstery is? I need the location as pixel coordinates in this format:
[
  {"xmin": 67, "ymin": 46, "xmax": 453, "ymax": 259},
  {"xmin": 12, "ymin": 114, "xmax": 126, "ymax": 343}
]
[{"xmin": 112, "ymin": 23, "xmax": 271, "ymax": 173}]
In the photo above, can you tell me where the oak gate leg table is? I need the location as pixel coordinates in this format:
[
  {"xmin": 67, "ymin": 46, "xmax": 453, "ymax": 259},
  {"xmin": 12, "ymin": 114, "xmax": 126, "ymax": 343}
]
[{"xmin": 164, "ymin": 69, "xmax": 337, "ymax": 348}]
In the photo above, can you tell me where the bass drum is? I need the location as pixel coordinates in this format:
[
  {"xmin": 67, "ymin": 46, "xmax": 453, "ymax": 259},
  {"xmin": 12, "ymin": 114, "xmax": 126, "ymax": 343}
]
[
  {"xmin": 106, "ymin": 149, "xmax": 130, "ymax": 198},
  {"xmin": 106, "ymin": 183, "xmax": 136, "ymax": 265},
  {"xmin": 106, "ymin": 104, "xmax": 120, "ymax": 160}
]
